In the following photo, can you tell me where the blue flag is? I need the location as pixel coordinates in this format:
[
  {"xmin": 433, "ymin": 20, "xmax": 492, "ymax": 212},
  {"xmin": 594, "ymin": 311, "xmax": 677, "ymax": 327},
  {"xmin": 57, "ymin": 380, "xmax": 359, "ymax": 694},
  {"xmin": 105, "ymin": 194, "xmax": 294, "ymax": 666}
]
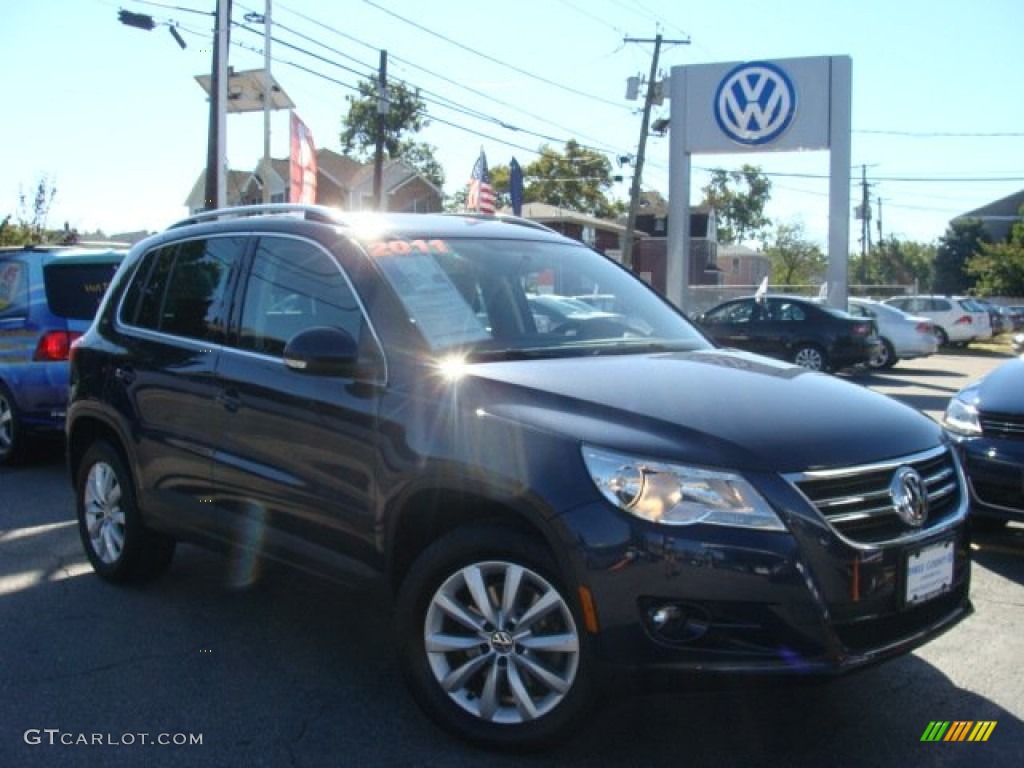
[{"xmin": 510, "ymin": 157, "xmax": 523, "ymax": 216}]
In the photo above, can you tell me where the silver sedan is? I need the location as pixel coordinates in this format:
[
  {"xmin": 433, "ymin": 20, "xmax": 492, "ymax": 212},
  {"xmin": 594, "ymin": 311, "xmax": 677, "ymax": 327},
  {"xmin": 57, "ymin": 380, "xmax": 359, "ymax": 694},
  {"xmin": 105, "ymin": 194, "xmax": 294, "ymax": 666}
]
[{"xmin": 848, "ymin": 298, "xmax": 939, "ymax": 370}]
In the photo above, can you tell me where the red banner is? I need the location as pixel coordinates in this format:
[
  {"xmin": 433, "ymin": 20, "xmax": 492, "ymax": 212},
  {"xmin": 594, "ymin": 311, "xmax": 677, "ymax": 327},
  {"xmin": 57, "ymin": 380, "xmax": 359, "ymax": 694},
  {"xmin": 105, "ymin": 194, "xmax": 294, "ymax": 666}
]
[{"xmin": 290, "ymin": 112, "xmax": 317, "ymax": 204}]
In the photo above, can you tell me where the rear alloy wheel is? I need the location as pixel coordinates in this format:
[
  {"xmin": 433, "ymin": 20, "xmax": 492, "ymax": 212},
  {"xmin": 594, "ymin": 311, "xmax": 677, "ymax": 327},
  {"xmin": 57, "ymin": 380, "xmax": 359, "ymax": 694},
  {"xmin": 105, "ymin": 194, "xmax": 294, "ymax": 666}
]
[
  {"xmin": 792, "ymin": 344, "xmax": 827, "ymax": 371},
  {"xmin": 0, "ymin": 382, "xmax": 26, "ymax": 465},
  {"xmin": 395, "ymin": 526, "xmax": 597, "ymax": 751},
  {"xmin": 869, "ymin": 338, "xmax": 897, "ymax": 370},
  {"xmin": 76, "ymin": 441, "xmax": 176, "ymax": 583}
]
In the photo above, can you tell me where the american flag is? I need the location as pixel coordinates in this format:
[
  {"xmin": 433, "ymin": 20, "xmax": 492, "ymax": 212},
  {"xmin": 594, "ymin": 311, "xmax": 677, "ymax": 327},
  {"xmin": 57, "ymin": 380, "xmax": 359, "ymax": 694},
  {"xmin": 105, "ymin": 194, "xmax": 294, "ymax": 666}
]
[{"xmin": 466, "ymin": 149, "xmax": 496, "ymax": 215}]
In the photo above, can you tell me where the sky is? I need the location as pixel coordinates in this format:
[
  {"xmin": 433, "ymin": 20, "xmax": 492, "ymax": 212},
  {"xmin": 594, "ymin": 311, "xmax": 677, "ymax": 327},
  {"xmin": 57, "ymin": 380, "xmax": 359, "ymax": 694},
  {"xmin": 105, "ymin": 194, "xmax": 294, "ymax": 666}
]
[{"xmin": 2, "ymin": 0, "xmax": 1022, "ymax": 250}]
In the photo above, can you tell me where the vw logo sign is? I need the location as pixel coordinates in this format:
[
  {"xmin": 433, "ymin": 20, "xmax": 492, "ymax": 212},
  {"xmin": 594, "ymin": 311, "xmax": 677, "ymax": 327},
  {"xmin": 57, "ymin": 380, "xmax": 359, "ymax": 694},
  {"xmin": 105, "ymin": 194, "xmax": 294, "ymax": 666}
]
[
  {"xmin": 714, "ymin": 61, "xmax": 797, "ymax": 146},
  {"xmin": 890, "ymin": 466, "xmax": 929, "ymax": 528}
]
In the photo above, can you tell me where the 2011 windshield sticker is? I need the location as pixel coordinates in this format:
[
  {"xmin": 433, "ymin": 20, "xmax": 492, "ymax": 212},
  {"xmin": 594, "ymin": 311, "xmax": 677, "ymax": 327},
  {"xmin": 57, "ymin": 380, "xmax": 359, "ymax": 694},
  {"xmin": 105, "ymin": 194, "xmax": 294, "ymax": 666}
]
[{"xmin": 368, "ymin": 239, "xmax": 451, "ymax": 258}]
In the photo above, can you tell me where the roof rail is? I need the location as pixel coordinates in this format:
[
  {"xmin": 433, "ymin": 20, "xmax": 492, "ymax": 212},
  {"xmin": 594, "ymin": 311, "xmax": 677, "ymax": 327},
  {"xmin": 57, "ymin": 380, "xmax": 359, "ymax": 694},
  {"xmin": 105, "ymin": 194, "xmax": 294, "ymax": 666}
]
[
  {"xmin": 169, "ymin": 204, "xmax": 345, "ymax": 230},
  {"xmin": 448, "ymin": 212, "xmax": 558, "ymax": 234}
]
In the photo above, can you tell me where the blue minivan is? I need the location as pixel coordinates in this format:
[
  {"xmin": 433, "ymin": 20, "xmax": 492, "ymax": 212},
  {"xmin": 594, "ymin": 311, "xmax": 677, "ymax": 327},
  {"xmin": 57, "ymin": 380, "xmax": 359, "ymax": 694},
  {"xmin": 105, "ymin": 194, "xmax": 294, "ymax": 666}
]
[{"xmin": 0, "ymin": 244, "xmax": 126, "ymax": 463}]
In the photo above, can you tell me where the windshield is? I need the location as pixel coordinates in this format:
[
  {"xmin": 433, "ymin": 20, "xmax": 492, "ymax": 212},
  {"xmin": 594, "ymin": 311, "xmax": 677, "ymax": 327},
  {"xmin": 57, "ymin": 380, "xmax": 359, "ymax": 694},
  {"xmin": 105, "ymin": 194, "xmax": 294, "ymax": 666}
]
[{"xmin": 367, "ymin": 236, "xmax": 710, "ymax": 357}]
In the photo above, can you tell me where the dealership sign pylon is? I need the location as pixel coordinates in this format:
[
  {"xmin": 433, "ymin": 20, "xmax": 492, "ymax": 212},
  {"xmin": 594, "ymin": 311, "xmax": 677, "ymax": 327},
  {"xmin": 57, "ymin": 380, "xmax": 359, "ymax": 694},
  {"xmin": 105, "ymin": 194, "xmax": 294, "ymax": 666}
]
[{"xmin": 666, "ymin": 56, "xmax": 852, "ymax": 310}]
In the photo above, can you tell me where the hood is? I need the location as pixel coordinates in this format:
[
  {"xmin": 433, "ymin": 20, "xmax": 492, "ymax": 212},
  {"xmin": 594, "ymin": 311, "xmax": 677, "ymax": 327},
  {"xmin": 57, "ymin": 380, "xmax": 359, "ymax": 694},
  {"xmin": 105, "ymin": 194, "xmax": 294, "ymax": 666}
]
[
  {"xmin": 454, "ymin": 349, "xmax": 941, "ymax": 474},
  {"xmin": 968, "ymin": 357, "xmax": 1024, "ymax": 415}
]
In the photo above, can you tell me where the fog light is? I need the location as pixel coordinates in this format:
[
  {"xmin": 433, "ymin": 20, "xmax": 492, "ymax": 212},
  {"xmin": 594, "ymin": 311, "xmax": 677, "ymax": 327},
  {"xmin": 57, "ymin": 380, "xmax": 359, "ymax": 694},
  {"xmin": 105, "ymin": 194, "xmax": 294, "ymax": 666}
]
[
  {"xmin": 649, "ymin": 604, "xmax": 682, "ymax": 628},
  {"xmin": 643, "ymin": 600, "xmax": 711, "ymax": 644}
]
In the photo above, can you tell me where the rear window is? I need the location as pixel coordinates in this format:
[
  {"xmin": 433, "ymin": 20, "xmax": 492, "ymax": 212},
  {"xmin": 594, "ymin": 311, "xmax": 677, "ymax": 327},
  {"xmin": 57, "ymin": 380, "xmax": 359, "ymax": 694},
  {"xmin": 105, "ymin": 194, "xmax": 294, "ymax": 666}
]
[
  {"xmin": 0, "ymin": 260, "xmax": 28, "ymax": 315},
  {"xmin": 43, "ymin": 261, "xmax": 121, "ymax": 320}
]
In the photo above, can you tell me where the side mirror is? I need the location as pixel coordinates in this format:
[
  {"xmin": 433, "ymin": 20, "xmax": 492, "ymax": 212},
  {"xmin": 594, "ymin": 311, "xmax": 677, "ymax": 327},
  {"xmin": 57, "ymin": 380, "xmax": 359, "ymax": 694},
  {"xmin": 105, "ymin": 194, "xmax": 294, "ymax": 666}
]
[{"xmin": 283, "ymin": 326, "xmax": 359, "ymax": 377}]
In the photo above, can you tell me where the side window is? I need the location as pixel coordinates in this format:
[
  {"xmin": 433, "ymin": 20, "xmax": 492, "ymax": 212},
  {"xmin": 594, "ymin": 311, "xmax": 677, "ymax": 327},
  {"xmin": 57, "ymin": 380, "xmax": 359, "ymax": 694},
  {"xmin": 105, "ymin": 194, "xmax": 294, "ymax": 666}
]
[
  {"xmin": 774, "ymin": 301, "xmax": 805, "ymax": 322},
  {"xmin": 125, "ymin": 238, "xmax": 244, "ymax": 342},
  {"xmin": 705, "ymin": 301, "xmax": 754, "ymax": 324},
  {"xmin": 237, "ymin": 237, "xmax": 367, "ymax": 358},
  {"xmin": 0, "ymin": 260, "xmax": 28, "ymax": 316}
]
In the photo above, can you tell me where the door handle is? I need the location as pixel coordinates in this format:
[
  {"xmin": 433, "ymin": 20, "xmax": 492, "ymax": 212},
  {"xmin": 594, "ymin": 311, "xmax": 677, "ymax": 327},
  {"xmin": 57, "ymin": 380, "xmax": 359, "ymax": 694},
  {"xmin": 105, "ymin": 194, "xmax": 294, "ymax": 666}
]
[
  {"xmin": 216, "ymin": 389, "xmax": 241, "ymax": 413},
  {"xmin": 113, "ymin": 366, "xmax": 135, "ymax": 385}
]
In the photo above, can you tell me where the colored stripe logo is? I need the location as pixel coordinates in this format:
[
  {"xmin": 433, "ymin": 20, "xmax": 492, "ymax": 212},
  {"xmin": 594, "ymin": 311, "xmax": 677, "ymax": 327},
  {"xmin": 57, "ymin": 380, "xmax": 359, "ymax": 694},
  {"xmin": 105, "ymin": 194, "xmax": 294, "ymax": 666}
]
[{"xmin": 921, "ymin": 721, "xmax": 997, "ymax": 742}]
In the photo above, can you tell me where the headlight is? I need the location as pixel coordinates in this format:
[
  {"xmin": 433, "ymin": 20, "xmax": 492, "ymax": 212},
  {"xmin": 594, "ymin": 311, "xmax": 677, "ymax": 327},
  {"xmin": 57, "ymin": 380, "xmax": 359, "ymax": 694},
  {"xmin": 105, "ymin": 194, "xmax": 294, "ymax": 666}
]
[
  {"xmin": 582, "ymin": 445, "xmax": 785, "ymax": 531},
  {"xmin": 943, "ymin": 396, "xmax": 982, "ymax": 436}
]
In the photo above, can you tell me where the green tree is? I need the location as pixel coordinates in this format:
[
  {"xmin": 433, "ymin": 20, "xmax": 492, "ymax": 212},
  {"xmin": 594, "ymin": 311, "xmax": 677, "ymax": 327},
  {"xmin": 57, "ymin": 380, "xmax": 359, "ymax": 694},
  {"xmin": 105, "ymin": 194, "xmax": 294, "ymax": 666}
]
[
  {"xmin": 765, "ymin": 221, "xmax": 826, "ymax": 286},
  {"xmin": 863, "ymin": 237, "xmax": 935, "ymax": 290},
  {"xmin": 966, "ymin": 209, "xmax": 1024, "ymax": 295},
  {"xmin": 488, "ymin": 141, "xmax": 624, "ymax": 218},
  {"xmin": 934, "ymin": 218, "xmax": 989, "ymax": 295},
  {"xmin": 339, "ymin": 77, "xmax": 445, "ymax": 188},
  {"xmin": 700, "ymin": 165, "xmax": 772, "ymax": 245},
  {"xmin": 0, "ymin": 176, "xmax": 57, "ymax": 246}
]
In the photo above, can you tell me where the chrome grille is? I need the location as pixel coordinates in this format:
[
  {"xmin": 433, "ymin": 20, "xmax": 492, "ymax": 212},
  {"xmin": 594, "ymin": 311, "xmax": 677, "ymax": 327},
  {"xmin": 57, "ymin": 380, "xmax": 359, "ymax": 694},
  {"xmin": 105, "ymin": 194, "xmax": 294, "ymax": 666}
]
[
  {"xmin": 980, "ymin": 412, "xmax": 1024, "ymax": 440},
  {"xmin": 786, "ymin": 446, "xmax": 964, "ymax": 545}
]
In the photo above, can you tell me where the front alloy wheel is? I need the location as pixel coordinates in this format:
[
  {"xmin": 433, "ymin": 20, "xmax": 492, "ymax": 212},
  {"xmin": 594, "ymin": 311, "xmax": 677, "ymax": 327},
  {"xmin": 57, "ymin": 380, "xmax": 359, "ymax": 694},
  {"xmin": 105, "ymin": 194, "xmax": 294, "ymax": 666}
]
[
  {"xmin": 424, "ymin": 560, "xmax": 580, "ymax": 724},
  {"xmin": 396, "ymin": 527, "xmax": 596, "ymax": 750},
  {"xmin": 83, "ymin": 460, "xmax": 126, "ymax": 564}
]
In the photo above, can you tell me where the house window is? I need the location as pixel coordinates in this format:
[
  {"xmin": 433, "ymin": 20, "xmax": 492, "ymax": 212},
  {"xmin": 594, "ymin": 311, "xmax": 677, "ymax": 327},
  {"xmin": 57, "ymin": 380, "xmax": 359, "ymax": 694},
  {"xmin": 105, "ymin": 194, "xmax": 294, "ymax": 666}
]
[
  {"xmin": 654, "ymin": 217, "xmax": 666, "ymax": 233},
  {"xmin": 270, "ymin": 193, "xmax": 286, "ymax": 204}
]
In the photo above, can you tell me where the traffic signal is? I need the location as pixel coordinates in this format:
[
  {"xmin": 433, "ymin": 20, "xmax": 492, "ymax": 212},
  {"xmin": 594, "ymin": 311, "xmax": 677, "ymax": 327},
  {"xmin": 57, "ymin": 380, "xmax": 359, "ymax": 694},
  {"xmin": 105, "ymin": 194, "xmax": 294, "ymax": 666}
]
[{"xmin": 118, "ymin": 10, "xmax": 156, "ymax": 31}]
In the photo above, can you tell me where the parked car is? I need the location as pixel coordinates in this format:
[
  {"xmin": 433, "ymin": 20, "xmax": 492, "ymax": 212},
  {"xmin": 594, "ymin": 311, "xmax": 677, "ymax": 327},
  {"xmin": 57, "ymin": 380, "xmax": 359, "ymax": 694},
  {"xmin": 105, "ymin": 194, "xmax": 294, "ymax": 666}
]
[
  {"xmin": 972, "ymin": 298, "xmax": 1006, "ymax": 335},
  {"xmin": 1013, "ymin": 332, "xmax": 1024, "ymax": 355},
  {"xmin": 0, "ymin": 244, "xmax": 126, "ymax": 463},
  {"xmin": 943, "ymin": 356, "xmax": 1024, "ymax": 530},
  {"xmin": 694, "ymin": 294, "xmax": 879, "ymax": 372},
  {"xmin": 845, "ymin": 298, "xmax": 938, "ymax": 370},
  {"xmin": 883, "ymin": 295, "xmax": 992, "ymax": 347},
  {"xmin": 997, "ymin": 304, "xmax": 1023, "ymax": 332},
  {"xmin": 67, "ymin": 206, "xmax": 971, "ymax": 749}
]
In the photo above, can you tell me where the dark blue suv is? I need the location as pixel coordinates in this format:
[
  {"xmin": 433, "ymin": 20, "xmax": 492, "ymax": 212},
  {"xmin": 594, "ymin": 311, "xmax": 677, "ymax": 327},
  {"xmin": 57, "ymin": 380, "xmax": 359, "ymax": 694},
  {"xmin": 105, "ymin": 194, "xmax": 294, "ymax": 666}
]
[
  {"xmin": 66, "ymin": 206, "xmax": 970, "ymax": 750},
  {"xmin": 0, "ymin": 245, "xmax": 125, "ymax": 463}
]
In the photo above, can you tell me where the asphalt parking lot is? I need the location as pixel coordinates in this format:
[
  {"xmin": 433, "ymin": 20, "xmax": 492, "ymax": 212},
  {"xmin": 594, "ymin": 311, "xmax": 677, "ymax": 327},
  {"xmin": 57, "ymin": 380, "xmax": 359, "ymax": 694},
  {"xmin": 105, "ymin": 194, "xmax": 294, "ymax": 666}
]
[{"xmin": 1, "ymin": 350, "xmax": 1021, "ymax": 767}]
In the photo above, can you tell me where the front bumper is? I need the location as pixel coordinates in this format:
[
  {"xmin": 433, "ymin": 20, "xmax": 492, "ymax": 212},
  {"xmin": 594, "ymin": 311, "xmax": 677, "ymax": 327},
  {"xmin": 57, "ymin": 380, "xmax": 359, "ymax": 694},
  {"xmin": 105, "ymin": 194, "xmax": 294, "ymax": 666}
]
[
  {"xmin": 558, "ymin": 471, "xmax": 971, "ymax": 677},
  {"xmin": 954, "ymin": 436, "xmax": 1024, "ymax": 522}
]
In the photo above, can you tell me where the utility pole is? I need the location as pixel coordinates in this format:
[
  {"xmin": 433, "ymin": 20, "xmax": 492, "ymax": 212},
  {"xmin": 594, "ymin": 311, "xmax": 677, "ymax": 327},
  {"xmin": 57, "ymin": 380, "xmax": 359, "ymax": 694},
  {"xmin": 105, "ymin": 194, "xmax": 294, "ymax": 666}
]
[
  {"xmin": 876, "ymin": 195, "xmax": 883, "ymax": 243},
  {"xmin": 204, "ymin": 0, "xmax": 231, "ymax": 210},
  {"xmin": 373, "ymin": 50, "xmax": 388, "ymax": 211},
  {"xmin": 262, "ymin": 1, "xmax": 272, "ymax": 204},
  {"xmin": 621, "ymin": 34, "xmax": 689, "ymax": 269}
]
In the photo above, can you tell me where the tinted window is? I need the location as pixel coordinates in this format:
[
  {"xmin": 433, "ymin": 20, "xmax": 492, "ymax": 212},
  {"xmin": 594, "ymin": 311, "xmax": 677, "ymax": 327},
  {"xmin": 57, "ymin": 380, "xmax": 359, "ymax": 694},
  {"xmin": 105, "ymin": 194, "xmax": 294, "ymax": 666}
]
[
  {"xmin": 237, "ymin": 237, "xmax": 366, "ymax": 357},
  {"xmin": 768, "ymin": 300, "xmax": 806, "ymax": 322},
  {"xmin": 43, "ymin": 261, "xmax": 120, "ymax": 320},
  {"xmin": 0, "ymin": 260, "xmax": 28, "ymax": 316},
  {"xmin": 704, "ymin": 301, "xmax": 755, "ymax": 324},
  {"xmin": 127, "ymin": 237, "xmax": 244, "ymax": 341}
]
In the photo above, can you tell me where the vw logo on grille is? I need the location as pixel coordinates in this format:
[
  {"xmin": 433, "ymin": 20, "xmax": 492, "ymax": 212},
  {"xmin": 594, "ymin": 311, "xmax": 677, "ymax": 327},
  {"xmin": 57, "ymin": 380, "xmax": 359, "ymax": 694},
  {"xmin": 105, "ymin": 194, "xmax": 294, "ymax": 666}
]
[
  {"xmin": 890, "ymin": 466, "xmax": 929, "ymax": 528},
  {"xmin": 714, "ymin": 61, "xmax": 797, "ymax": 146}
]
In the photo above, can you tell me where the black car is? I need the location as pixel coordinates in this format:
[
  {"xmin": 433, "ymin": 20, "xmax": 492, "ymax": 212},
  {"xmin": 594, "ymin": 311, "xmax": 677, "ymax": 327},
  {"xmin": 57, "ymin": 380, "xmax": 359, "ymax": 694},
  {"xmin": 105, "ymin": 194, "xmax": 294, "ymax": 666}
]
[
  {"xmin": 695, "ymin": 295, "xmax": 878, "ymax": 372},
  {"xmin": 67, "ymin": 206, "xmax": 970, "ymax": 750},
  {"xmin": 943, "ymin": 356, "xmax": 1024, "ymax": 530}
]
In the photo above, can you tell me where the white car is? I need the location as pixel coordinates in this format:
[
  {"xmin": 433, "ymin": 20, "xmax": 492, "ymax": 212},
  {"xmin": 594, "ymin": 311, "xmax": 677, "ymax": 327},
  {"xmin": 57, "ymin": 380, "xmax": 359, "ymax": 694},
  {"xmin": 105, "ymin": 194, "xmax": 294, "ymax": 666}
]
[
  {"xmin": 847, "ymin": 298, "xmax": 939, "ymax": 369},
  {"xmin": 882, "ymin": 295, "xmax": 993, "ymax": 347}
]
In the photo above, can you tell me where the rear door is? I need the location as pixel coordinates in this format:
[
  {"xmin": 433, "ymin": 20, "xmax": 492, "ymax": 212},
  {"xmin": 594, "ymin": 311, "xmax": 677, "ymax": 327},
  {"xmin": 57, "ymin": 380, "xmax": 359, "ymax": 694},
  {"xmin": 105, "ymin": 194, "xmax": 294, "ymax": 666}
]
[
  {"xmin": 113, "ymin": 235, "xmax": 247, "ymax": 526},
  {"xmin": 211, "ymin": 234, "xmax": 385, "ymax": 579}
]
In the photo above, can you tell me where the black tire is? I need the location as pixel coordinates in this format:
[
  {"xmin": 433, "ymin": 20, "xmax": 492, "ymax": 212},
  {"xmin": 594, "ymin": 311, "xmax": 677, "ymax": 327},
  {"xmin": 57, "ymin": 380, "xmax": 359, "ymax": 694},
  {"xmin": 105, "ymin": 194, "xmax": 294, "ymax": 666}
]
[
  {"xmin": 0, "ymin": 381, "xmax": 27, "ymax": 465},
  {"xmin": 934, "ymin": 327, "xmax": 949, "ymax": 347},
  {"xmin": 75, "ymin": 441, "xmax": 176, "ymax": 583},
  {"xmin": 792, "ymin": 344, "xmax": 827, "ymax": 372},
  {"xmin": 869, "ymin": 339, "xmax": 897, "ymax": 370},
  {"xmin": 394, "ymin": 526, "xmax": 599, "ymax": 751}
]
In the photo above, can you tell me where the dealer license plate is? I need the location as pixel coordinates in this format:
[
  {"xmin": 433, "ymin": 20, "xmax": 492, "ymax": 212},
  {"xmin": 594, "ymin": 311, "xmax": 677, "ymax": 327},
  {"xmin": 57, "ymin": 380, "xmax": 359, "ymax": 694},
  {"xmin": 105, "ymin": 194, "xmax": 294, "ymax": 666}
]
[{"xmin": 905, "ymin": 540, "xmax": 954, "ymax": 606}]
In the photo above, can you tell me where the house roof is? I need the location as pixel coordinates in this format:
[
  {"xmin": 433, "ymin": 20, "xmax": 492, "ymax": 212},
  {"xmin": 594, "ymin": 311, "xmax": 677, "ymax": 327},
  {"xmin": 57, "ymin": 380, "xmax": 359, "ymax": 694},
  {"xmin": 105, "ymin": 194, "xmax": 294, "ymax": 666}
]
[
  {"xmin": 956, "ymin": 188, "xmax": 1024, "ymax": 242},
  {"xmin": 184, "ymin": 169, "xmax": 253, "ymax": 207}
]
